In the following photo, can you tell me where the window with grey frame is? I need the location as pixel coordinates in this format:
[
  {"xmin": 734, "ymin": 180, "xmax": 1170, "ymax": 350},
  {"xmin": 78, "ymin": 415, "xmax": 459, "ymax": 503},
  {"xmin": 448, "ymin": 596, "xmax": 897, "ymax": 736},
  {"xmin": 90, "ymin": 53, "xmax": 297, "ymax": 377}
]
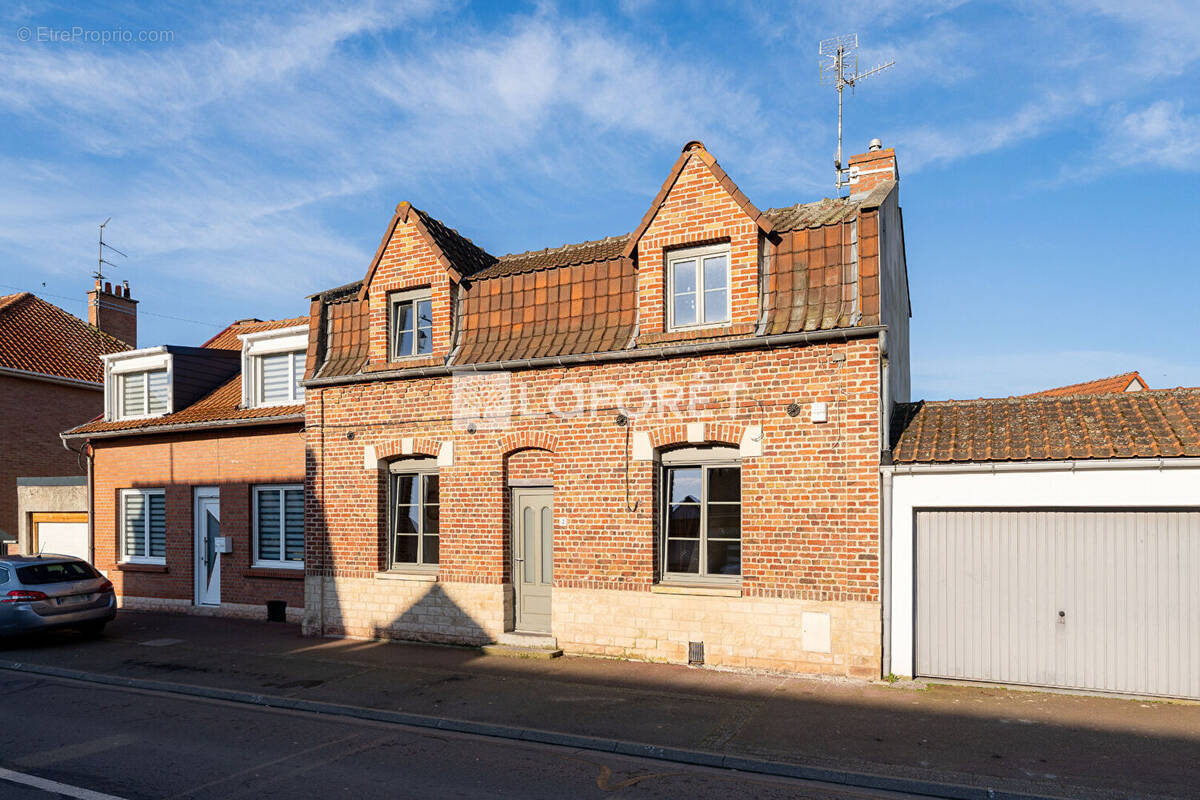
[
  {"xmin": 389, "ymin": 467, "xmax": 439, "ymax": 569},
  {"xmin": 389, "ymin": 291, "xmax": 433, "ymax": 359},
  {"xmin": 661, "ymin": 450, "xmax": 741, "ymax": 580}
]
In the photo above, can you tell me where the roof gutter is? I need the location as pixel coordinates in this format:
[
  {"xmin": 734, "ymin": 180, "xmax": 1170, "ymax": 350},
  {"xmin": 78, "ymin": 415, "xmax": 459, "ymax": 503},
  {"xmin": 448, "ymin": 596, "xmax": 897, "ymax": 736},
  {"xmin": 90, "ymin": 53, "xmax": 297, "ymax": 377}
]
[
  {"xmin": 61, "ymin": 413, "xmax": 304, "ymax": 442},
  {"xmin": 882, "ymin": 456, "xmax": 1200, "ymax": 475},
  {"xmin": 0, "ymin": 365, "xmax": 102, "ymax": 391},
  {"xmin": 304, "ymin": 325, "xmax": 888, "ymax": 388}
]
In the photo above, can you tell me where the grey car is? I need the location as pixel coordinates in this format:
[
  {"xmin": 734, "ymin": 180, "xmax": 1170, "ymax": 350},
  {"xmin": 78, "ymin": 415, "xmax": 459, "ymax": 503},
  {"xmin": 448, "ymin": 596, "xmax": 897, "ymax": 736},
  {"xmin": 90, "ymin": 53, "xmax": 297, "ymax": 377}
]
[{"xmin": 0, "ymin": 555, "xmax": 116, "ymax": 637}]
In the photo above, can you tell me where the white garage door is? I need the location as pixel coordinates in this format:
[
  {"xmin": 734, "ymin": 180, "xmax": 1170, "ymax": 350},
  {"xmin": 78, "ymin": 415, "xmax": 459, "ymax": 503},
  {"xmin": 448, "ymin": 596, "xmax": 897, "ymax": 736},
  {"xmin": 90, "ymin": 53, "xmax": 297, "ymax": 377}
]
[
  {"xmin": 35, "ymin": 521, "xmax": 89, "ymax": 561},
  {"xmin": 916, "ymin": 509, "xmax": 1200, "ymax": 699}
]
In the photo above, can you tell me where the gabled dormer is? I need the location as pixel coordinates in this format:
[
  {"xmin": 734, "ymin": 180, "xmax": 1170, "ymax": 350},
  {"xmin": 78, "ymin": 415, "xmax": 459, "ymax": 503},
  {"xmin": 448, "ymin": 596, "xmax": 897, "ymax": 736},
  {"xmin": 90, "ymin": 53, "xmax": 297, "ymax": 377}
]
[
  {"xmin": 101, "ymin": 345, "xmax": 240, "ymax": 422},
  {"xmin": 624, "ymin": 141, "xmax": 775, "ymax": 343},
  {"xmin": 358, "ymin": 202, "xmax": 497, "ymax": 371}
]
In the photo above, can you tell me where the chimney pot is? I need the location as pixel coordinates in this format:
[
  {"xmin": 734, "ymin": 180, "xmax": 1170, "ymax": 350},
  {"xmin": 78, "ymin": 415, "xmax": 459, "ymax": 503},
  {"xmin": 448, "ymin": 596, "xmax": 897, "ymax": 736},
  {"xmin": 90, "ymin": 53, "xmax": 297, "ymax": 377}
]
[
  {"xmin": 104, "ymin": 281, "xmax": 112, "ymax": 294},
  {"xmin": 868, "ymin": 138, "xmax": 882, "ymax": 151},
  {"xmin": 121, "ymin": 280, "xmax": 130, "ymax": 298}
]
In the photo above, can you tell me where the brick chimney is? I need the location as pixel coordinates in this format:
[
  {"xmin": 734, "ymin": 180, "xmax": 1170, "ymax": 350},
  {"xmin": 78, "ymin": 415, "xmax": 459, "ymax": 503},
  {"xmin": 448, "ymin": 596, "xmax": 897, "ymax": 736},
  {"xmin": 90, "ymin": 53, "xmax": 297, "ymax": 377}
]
[
  {"xmin": 847, "ymin": 138, "xmax": 898, "ymax": 196},
  {"xmin": 87, "ymin": 278, "xmax": 137, "ymax": 347}
]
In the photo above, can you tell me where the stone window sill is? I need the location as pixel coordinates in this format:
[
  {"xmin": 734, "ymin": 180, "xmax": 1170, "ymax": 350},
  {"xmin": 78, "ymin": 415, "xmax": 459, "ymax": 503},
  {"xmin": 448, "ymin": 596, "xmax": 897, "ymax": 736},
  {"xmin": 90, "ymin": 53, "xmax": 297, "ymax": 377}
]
[
  {"xmin": 651, "ymin": 582, "xmax": 742, "ymax": 598},
  {"xmin": 117, "ymin": 562, "xmax": 168, "ymax": 574},
  {"xmin": 243, "ymin": 567, "xmax": 305, "ymax": 581},
  {"xmin": 374, "ymin": 570, "xmax": 438, "ymax": 583}
]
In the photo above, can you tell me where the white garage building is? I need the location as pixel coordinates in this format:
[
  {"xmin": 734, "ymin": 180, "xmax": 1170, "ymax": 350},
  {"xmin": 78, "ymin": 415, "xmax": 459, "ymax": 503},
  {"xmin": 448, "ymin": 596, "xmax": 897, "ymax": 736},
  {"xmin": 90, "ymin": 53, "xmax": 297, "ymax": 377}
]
[{"xmin": 884, "ymin": 388, "xmax": 1200, "ymax": 699}]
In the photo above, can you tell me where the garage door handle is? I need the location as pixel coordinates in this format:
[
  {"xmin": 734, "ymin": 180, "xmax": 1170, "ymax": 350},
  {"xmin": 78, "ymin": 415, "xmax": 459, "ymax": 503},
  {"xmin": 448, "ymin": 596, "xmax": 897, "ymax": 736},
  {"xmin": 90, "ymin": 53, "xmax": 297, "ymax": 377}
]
[{"xmin": 1058, "ymin": 610, "xmax": 1066, "ymax": 624}]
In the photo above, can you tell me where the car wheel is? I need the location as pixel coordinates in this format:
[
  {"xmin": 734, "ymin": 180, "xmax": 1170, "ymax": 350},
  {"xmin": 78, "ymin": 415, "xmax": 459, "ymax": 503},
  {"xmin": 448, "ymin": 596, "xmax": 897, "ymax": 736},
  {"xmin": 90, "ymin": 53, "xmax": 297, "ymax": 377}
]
[{"xmin": 78, "ymin": 621, "xmax": 107, "ymax": 638}]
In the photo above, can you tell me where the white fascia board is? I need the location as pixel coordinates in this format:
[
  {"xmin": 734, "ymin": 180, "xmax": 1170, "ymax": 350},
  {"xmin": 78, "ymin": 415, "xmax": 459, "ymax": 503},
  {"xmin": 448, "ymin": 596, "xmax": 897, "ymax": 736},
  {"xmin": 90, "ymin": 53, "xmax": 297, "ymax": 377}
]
[
  {"xmin": 886, "ymin": 461, "xmax": 1200, "ymax": 678},
  {"xmin": 103, "ymin": 346, "xmax": 169, "ymax": 373},
  {"xmin": 239, "ymin": 325, "xmax": 309, "ymax": 356}
]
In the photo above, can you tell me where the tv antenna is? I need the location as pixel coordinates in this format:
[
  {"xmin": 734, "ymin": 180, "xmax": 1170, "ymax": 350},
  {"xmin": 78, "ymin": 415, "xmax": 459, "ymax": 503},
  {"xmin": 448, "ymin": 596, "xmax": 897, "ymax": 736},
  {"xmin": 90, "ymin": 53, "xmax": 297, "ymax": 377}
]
[
  {"xmin": 820, "ymin": 34, "xmax": 894, "ymax": 193},
  {"xmin": 95, "ymin": 217, "xmax": 127, "ymax": 281}
]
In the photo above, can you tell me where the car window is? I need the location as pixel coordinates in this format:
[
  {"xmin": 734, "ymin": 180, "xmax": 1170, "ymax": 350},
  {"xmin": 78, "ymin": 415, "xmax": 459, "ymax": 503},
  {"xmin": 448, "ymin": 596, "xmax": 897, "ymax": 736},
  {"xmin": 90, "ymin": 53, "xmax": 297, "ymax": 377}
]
[
  {"xmin": 15, "ymin": 561, "xmax": 98, "ymax": 585},
  {"xmin": 0, "ymin": 566, "xmax": 9, "ymax": 585}
]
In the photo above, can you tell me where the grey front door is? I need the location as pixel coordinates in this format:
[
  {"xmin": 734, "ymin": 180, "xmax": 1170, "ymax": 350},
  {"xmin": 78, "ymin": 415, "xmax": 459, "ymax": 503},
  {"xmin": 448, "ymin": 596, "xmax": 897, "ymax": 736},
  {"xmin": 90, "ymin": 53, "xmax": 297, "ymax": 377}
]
[{"xmin": 513, "ymin": 488, "xmax": 553, "ymax": 634}]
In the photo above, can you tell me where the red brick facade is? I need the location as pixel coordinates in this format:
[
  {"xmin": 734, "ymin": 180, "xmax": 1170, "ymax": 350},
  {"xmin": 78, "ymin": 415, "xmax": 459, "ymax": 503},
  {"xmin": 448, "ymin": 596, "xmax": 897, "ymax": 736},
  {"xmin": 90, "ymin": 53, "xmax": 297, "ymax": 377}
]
[
  {"xmin": 0, "ymin": 374, "xmax": 102, "ymax": 540},
  {"xmin": 90, "ymin": 425, "xmax": 306, "ymax": 618},
  {"xmin": 302, "ymin": 142, "xmax": 903, "ymax": 676}
]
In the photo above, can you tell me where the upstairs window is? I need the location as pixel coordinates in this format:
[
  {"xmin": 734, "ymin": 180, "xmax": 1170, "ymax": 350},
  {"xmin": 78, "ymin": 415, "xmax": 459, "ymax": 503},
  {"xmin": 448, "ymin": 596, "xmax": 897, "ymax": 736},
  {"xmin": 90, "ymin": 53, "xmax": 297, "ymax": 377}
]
[
  {"xmin": 239, "ymin": 324, "xmax": 309, "ymax": 409},
  {"xmin": 256, "ymin": 350, "xmax": 305, "ymax": 405},
  {"xmin": 667, "ymin": 244, "xmax": 730, "ymax": 330},
  {"xmin": 390, "ymin": 289, "xmax": 433, "ymax": 359},
  {"xmin": 119, "ymin": 369, "xmax": 169, "ymax": 418}
]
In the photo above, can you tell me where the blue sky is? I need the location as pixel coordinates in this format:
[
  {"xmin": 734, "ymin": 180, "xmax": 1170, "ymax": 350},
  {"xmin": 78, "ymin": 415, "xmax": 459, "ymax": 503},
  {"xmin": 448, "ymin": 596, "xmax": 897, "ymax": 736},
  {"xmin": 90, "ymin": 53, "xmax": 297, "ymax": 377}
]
[{"xmin": 1, "ymin": 1, "xmax": 1197, "ymax": 400}]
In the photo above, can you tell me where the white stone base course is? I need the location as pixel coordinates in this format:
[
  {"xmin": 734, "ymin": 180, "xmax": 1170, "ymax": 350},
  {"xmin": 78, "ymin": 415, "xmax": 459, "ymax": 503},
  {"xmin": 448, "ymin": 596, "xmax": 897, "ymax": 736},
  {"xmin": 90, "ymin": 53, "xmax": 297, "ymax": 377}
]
[
  {"xmin": 302, "ymin": 576, "xmax": 881, "ymax": 679},
  {"xmin": 302, "ymin": 576, "xmax": 509, "ymax": 645},
  {"xmin": 555, "ymin": 588, "xmax": 881, "ymax": 678},
  {"xmin": 119, "ymin": 596, "xmax": 305, "ymax": 624}
]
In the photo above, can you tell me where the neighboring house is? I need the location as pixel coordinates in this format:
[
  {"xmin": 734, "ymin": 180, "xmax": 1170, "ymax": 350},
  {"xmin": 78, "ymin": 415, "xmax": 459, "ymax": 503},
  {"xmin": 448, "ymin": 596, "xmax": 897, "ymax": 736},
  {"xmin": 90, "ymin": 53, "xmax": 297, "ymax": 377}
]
[
  {"xmin": 1023, "ymin": 371, "xmax": 1148, "ymax": 397},
  {"xmin": 301, "ymin": 140, "xmax": 911, "ymax": 676},
  {"xmin": 885, "ymin": 388, "xmax": 1200, "ymax": 699},
  {"xmin": 0, "ymin": 281, "xmax": 134, "ymax": 554},
  {"xmin": 61, "ymin": 317, "xmax": 309, "ymax": 622}
]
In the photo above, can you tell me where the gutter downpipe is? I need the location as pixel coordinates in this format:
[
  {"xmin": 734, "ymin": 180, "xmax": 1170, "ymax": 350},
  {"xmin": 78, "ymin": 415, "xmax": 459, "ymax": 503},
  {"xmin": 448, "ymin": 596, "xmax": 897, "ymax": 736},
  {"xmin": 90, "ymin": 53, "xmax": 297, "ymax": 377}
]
[
  {"xmin": 877, "ymin": 329, "xmax": 891, "ymax": 680},
  {"xmin": 59, "ymin": 435, "xmax": 95, "ymax": 563}
]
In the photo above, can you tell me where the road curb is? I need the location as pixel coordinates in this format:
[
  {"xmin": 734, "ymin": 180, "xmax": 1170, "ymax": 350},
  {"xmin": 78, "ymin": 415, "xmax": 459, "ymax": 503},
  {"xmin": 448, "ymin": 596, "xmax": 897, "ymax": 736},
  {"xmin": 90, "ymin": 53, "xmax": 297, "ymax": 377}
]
[{"xmin": 0, "ymin": 659, "xmax": 1071, "ymax": 800}]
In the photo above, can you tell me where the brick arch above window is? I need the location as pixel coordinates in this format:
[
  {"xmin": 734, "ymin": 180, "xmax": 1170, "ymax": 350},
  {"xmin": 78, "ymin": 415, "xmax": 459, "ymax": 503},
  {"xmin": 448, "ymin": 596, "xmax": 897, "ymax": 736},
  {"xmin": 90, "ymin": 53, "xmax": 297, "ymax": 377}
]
[
  {"xmin": 647, "ymin": 422, "xmax": 745, "ymax": 451},
  {"xmin": 375, "ymin": 437, "xmax": 442, "ymax": 461},
  {"xmin": 498, "ymin": 431, "xmax": 559, "ymax": 456}
]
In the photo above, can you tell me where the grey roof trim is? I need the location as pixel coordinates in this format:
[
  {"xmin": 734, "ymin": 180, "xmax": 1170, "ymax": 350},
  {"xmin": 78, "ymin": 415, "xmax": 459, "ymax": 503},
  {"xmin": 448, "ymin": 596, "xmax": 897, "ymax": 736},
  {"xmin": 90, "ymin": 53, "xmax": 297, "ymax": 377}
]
[
  {"xmin": 62, "ymin": 413, "xmax": 304, "ymax": 442},
  {"xmin": 882, "ymin": 457, "xmax": 1200, "ymax": 475},
  {"xmin": 304, "ymin": 325, "xmax": 886, "ymax": 388},
  {"xmin": 17, "ymin": 476, "xmax": 87, "ymax": 487},
  {"xmin": 0, "ymin": 365, "xmax": 102, "ymax": 390}
]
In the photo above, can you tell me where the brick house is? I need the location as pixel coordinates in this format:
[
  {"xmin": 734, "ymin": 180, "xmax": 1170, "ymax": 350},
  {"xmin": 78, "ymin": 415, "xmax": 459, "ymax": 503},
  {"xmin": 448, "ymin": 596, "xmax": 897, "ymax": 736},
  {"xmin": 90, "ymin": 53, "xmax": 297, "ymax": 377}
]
[
  {"xmin": 302, "ymin": 140, "xmax": 911, "ymax": 676},
  {"xmin": 62, "ymin": 317, "xmax": 309, "ymax": 621},
  {"xmin": 0, "ymin": 282, "xmax": 135, "ymax": 553}
]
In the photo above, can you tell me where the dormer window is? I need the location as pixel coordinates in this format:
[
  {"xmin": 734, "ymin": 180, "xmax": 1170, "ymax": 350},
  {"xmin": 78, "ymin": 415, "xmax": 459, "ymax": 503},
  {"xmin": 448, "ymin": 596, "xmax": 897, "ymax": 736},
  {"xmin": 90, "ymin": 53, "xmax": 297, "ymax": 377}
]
[
  {"xmin": 103, "ymin": 347, "xmax": 173, "ymax": 421},
  {"xmin": 390, "ymin": 289, "xmax": 433, "ymax": 359},
  {"xmin": 667, "ymin": 244, "xmax": 730, "ymax": 330},
  {"xmin": 120, "ymin": 369, "xmax": 169, "ymax": 417},
  {"xmin": 239, "ymin": 324, "xmax": 309, "ymax": 409}
]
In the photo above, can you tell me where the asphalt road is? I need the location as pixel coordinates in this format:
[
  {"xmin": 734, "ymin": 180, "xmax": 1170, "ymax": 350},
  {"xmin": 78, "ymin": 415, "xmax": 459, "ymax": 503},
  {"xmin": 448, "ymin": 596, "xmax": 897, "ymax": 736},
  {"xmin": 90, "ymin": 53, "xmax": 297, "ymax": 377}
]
[{"xmin": 0, "ymin": 672, "xmax": 928, "ymax": 800}]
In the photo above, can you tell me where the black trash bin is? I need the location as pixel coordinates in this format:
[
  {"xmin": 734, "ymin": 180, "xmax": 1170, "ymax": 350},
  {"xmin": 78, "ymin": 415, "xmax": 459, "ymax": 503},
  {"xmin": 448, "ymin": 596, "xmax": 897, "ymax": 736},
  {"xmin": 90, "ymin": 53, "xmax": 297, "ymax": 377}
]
[{"xmin": 266, "ymin": 600, "xmax": 287, "ymax": 622}]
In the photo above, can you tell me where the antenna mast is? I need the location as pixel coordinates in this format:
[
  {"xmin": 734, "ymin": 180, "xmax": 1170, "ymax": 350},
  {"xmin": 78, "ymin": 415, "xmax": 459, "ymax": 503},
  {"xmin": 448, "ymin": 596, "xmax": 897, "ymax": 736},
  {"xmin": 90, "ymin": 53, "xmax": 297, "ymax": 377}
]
[
  {"xmin": 95, "ymin": 217, "xmax": 127, "ymax": 282},
  {"xmin": 820, "ymin": 34, "xmax": 894, "ymax": 194}
]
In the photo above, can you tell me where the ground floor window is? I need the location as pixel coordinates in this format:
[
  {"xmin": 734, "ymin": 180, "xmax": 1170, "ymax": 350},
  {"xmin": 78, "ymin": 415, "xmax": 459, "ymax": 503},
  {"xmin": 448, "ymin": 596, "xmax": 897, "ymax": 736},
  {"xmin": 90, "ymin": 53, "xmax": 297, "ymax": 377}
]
[
  {"xmin": 253, "ymin": 485, "xmax": 305, "ymax": 568},
  {"xmin": 121, "ymin": 488, "xmax": 166, "ymax": 564},
  {"xmin": 388, "ymin": 460, "xmax": 439, "ymax": 569},
  {"xmin": 661, "ymin": 447, "xmax": 741, "ymax": 580}
]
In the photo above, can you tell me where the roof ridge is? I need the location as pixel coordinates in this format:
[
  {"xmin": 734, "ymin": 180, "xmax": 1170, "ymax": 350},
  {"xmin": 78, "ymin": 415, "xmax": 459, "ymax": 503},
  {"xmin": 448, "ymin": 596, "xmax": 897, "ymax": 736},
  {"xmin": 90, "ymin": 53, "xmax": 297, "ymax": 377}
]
[
  {"xmin": 0, "ymin": 291, "xmax": 32, "ymax": 315},
  {"xmin": 928, "ymin": 386, "xmax": 1200, "ymax": 406},
  {"xmin": 412, "ymin": 205, "xmax": 496, "ymax": 259},
  {"xmin": 498, "ymin": 233, "xmax": 631, "ymax": 262}
]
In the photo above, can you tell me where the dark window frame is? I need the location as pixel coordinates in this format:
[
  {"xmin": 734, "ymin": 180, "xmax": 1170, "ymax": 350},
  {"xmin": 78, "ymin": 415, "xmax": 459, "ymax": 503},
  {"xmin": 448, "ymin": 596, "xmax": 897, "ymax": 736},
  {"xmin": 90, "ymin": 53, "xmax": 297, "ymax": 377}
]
[
  {"xmin": 387, "ymin": 460, "xmax": 440, "ymax": 572},
  {"xmin": 659, "ymin": 447, "xmax": 742, "ymax": 583},
  {"xmin": 389, "ymin": 289, "xmax": 434, "ymax": 360}
]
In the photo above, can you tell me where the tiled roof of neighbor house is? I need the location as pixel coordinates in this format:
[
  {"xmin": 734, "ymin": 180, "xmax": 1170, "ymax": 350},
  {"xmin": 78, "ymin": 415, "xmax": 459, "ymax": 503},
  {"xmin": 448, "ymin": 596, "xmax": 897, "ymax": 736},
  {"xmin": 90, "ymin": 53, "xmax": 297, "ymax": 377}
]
[
  {"xmin": 762, "ymin": 181, "xmax": 896, "ymax": 231},
  {"xmin": 63, "ymin": 317, "xmax": 308, "ymax": 438},
  {"xmin": 1023, "ymin": 371, "xmax": 1148, "ymax": 397},
  {"xmin": 310, "ymin": 144, "xmax": 898, "ymax": 381},
  {"xmin": 0, "ymin": 292, "xmax": 131, "ymax": 384},
  {"xmin": 890, "ymin": 388, "xmax": 1200, "ymax": 463}
]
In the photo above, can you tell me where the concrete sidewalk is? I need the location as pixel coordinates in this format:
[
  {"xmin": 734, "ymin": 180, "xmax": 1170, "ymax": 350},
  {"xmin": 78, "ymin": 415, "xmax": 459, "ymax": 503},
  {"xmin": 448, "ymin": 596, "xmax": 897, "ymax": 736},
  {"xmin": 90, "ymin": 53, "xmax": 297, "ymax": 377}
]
[{"xmin": 1, "ymin": 612, "xmax": 1196, "ymax": 800}]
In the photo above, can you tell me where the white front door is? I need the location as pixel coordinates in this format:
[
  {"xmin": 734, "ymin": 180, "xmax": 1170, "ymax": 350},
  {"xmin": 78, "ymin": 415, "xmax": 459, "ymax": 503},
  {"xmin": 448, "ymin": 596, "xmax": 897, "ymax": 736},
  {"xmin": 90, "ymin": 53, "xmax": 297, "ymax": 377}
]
[{"xmin": 194, "ymin": 488, "xmax": 220, "ymax": 607}]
